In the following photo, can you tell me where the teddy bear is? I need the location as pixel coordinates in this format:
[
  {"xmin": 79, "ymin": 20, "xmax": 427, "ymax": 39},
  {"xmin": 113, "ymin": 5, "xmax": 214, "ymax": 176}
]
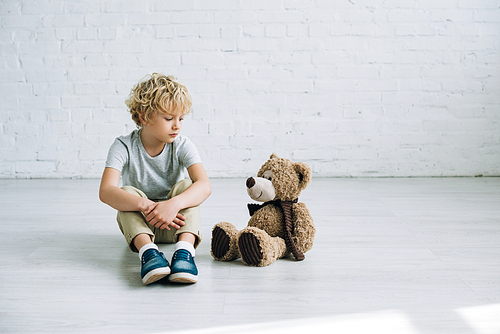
[{"xmin": 210, "ymin": 153, "xmax": 315, "ymax": 267}]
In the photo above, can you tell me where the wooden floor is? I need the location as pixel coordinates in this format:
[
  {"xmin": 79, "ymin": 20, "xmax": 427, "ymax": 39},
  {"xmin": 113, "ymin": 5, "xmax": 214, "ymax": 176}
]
[{"xmin": 0, "ymin": 177, "xmax": 499, "ymax": 334}]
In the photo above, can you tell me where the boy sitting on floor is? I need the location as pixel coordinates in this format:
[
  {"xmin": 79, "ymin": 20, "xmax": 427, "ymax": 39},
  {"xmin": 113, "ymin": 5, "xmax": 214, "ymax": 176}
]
[{"xmin": 99, "ymin": 73, "xmax": 211, "ymax": 285}]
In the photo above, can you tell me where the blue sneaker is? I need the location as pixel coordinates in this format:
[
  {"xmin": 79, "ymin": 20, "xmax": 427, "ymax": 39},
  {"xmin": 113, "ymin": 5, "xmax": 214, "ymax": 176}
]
[
  {"xmin": 168, "ymin": 249, "xmax": 198, "ymax": 284},
  {"xmin": 141, "ymin": 249, "xmax": 171, "ymax": 285}
]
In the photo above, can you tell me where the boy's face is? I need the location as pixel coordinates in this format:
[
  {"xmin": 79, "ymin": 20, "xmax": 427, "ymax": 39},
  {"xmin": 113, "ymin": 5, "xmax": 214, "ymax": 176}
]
[{"xmin": 141, "ymin": 110, "xmax": 185, "ymax": 144}]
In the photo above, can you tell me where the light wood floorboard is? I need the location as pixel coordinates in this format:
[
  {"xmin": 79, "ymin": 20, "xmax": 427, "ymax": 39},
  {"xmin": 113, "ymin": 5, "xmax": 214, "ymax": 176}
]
[{"xmin": 0, "ymin": 178, "xmax": 499, "ymax": 334}]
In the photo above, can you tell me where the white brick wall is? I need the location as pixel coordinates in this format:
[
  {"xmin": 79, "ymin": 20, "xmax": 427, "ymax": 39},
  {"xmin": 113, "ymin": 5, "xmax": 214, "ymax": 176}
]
[{"xmin": 1, "ymin": 0, "xmax": 499, "ymax": 178}]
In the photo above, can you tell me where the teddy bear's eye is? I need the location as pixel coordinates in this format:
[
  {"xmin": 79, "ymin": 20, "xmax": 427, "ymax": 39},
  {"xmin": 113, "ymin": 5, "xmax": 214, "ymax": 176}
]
[{"xmin": 262, "ymin": 170, "xmax": 273, "ymax": 181}]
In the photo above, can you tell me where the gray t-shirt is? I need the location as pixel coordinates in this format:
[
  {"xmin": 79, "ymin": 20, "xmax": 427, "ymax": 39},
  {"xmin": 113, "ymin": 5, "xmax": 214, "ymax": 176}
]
[{"xmin": 105, "ymin": 129, "xmax": 201, "ymax": 200}]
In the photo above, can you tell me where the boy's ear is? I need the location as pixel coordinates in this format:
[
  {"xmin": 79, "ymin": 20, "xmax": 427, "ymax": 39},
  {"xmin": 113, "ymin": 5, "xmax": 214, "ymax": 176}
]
[{"xmin": 138, "ymin": 112, "xmax": 147, "ymax": 125}]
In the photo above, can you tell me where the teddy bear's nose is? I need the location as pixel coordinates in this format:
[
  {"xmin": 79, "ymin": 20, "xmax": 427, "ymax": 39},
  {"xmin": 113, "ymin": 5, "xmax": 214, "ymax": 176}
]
[{"xmin": 246, "ymin": 177, "xmax": 255, "ymax": 189}]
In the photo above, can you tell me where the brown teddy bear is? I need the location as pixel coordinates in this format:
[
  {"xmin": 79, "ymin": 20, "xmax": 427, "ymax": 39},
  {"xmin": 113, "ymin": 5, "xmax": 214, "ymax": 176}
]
[{"xmin": 210, "ymin": 153, "xmax": 315, "ymax": 267}]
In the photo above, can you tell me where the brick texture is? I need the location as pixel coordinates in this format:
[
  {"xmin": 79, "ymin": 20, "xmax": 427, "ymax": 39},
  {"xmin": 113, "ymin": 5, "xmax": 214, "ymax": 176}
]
[{"xmin": 1, "ymin": 0, "xmax": 499, "ymax": 178}]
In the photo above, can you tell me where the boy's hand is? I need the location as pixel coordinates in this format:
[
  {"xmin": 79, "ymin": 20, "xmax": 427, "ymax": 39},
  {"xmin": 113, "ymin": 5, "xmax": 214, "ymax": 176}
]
[{"xmin": 143, "ymin": 201, "xmax": 186, "ymax": 230}]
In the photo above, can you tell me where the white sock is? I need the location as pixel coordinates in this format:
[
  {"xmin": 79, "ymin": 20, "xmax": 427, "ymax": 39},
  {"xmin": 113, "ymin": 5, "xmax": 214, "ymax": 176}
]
[
  {"xmin": 175, "ymin": 240, "xmax": 195, "ymax": 257},
  {"xmin": 138, "ymin": 243, "xmax": 158, "ymax": 260}
]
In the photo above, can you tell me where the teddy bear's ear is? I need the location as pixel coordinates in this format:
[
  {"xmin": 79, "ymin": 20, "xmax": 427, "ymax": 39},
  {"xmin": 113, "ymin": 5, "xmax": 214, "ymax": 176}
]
[
  {"xmin": 270, "ymin": 153, "xmax": 279, "ymax": 159},
  {"xmin": 294, "ymin": 162, "xmax": 312, "ymax": 191}
]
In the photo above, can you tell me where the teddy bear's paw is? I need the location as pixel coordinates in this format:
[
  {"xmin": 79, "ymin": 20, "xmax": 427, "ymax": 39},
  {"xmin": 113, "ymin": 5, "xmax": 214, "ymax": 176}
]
[
  {"xmin": 212, "ymin": 226, "xmax": 231, "ymax": 259},
  {"xmin": 238, "ymin": 227, "xmax": 288, "ymax": 267},
  {"xmin": 238, "ymin": 232, "xmax": 263, "ymax": 266},
  {"xmin": 211, "ymin": 222, "xmax": 240, "ymax": 261}
]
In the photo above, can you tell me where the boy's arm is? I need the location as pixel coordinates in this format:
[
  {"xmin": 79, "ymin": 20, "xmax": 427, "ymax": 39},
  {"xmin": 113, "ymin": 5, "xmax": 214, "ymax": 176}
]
[
  {"xmin": 176, "ymin": 162, "xmax": 212, "ymax": 209},
  {"xmin": 99, "ymin": 167, "xmax": 154, "ymax": 213},
  {"xmin": 144, "ymin": 163, "xmax": 212, "ymax": 229}
]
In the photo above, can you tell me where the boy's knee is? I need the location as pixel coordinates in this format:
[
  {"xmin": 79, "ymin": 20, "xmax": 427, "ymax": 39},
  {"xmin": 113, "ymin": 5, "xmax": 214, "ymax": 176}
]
[{"xmin": 171, "ymin": 179, "xmax": 193, "ymax": 195}]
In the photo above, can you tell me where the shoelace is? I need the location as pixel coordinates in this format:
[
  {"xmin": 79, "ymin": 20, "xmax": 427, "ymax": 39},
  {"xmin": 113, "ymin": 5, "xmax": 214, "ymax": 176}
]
[
  {"xmin": 142, "ymin": 249, "xmax": 160, "ymax": 264},
  {"xmin": 173, "ymin": 249, "xmax": 192, "ymax": 261}
]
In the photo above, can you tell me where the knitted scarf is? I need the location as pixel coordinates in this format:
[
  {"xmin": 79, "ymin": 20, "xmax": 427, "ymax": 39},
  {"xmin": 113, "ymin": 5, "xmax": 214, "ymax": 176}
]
[{"xmin": 247, "ymin": 199, "xmax": 305, "ymax": 261}]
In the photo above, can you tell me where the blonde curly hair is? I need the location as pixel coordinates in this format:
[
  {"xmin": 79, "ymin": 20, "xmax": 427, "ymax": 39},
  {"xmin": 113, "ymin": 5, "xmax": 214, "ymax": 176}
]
[{"xmin": 125, "ymin": 73, "xmax": 192, "ymax": 127}]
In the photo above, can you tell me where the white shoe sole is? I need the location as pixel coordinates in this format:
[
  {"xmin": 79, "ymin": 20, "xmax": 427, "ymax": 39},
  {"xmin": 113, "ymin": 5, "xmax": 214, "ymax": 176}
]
[
  {"xmin": 168, "ymin": 272, "xmax": 198, "ymax": 284},
  {"xmin": 142, "ymin": 267, "xmax": 171, "ymax": 285}
]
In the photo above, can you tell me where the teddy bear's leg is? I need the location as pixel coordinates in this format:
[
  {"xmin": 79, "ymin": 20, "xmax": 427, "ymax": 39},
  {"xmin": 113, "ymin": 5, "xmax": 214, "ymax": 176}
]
[
  {"xmin": 237, "ymin": 227, "xmax": 287, "ymax": 267},
  {"xmin": 211, "ymin": 222, "xmax": 241, "ymax": 261}
]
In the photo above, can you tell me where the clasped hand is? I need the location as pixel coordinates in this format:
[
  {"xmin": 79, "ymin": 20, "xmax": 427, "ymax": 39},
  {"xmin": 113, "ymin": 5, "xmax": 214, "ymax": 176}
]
[{"xmin": 143, "ymin": 200, "xmax": 186, "ymax": 230}]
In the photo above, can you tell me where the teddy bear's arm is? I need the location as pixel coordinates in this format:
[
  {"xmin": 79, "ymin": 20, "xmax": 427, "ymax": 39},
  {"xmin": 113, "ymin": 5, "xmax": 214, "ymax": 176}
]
[{"xmin": 292, "ymin": 202, "xmax": 316, "ymax": 254}]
